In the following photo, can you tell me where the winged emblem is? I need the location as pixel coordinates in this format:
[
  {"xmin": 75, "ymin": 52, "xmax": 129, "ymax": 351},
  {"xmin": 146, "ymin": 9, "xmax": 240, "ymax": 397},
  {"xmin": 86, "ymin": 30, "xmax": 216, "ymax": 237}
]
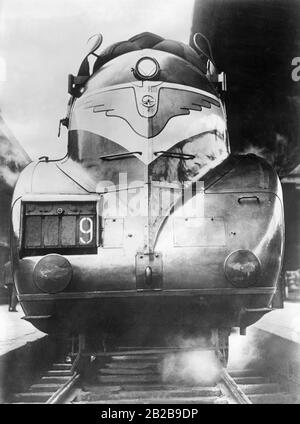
[{"xmin": 84, "ymin": 84, "xmax": 220, "ymax": 138}]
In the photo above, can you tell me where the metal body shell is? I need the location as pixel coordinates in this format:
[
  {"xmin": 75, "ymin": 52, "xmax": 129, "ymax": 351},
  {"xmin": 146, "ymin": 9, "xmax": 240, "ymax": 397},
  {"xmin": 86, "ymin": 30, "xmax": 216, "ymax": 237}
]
[{"xmin": 10, "ymin": 45, "xmax": 284, "ymax": 336}]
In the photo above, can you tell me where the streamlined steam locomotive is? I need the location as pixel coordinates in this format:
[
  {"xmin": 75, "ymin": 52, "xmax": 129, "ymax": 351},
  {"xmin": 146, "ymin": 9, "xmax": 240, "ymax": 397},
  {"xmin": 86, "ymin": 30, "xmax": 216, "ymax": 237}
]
[{"xmin": 10, "ymin": 32, "xmax": 284, "ymax": 359}]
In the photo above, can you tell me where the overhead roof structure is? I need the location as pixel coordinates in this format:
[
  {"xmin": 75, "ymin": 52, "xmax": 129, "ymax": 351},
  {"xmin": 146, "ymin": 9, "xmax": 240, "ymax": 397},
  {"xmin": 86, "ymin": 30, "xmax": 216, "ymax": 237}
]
[
  {"xmin": 282, "ymin": 164, "xmax": 300, "ymax": 186},
  {"xmin": 191, "ymin": 0, "xmax": 300, "ymax": 177}
]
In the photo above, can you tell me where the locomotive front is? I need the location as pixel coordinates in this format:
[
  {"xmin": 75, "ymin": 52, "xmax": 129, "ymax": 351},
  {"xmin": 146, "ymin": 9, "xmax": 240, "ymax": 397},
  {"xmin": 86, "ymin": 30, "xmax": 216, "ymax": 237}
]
[{"xmin": 10, "ymin": 33, "xmax": 284, "ymax": 355}]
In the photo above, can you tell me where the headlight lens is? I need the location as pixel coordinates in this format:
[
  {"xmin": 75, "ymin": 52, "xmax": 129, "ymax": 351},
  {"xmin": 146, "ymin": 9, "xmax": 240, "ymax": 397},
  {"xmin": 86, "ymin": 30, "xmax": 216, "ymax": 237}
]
[
  {"xmin": 135, "ymin": 57, "xmax": 160, "ymax": 80},
  {"xmin": 34, "ymin": 254, "xmax": 72, "ymax": 293},
  {"xmin": 224, "ymin": 250, "xmax": 261, "ymax": 287}
]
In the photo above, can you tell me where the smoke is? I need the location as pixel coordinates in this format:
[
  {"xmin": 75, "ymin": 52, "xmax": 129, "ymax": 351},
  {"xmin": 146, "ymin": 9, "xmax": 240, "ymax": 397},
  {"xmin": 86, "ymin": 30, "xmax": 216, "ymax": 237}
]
[
  {"xmin": 0, "ymin": 130, "xmax": 29, "ymax": 188},
  {"xmin": 0, "ymin": 135, "xmax": 27, "ymax": 165},
  {"xmin": 227, "ymin": 328, "xmax": 267, "ymax": 371},
  {"xmin": 161, "ymin": 336, "xmax": 222, "ymax": 386},
  {"xmin": 240, "ymin": 133, "xmax": 299, "ymax": 177},
  {"xmin": 161, "ymin": 331, "xmax": 263, "ymax": 386},
  {"xmin": 160, "ymin": 329, "xmax": 269, "ymax": 385},
  {"xmin": 228, "ymin": 330, "xmax": 258, "ymax": 370},
  {"xmin": 0, "ymin": 166, "xmax": 19, "ymax": 187},
  {"xmin": 241, "ymin": 143, "xmax": 272, "ymax": 161}
]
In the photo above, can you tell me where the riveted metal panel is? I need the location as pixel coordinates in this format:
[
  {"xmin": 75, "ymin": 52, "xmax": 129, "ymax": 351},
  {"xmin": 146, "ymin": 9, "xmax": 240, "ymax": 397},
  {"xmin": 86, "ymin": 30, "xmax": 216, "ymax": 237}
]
[
  {"xmin": 25, "ymin": 216, "xmax": 42, "ymax": 247},
  {"xmin": 25, "ymin": 202, "xmax": 95, "ymax": 215},
  {"xmin": 102, "ymin": 218, "xmax": 124, "ymax": 248},
  {"xmin": 61, "ymin": 216, "xmax": 76, "ymax": 246},
  {"xmin": 43, "ymin": 216, "xmax": 59, "ymax": 246},
  {"xmin": 173, "ymin": 217, "xmax": 226, "ymax": 247}
]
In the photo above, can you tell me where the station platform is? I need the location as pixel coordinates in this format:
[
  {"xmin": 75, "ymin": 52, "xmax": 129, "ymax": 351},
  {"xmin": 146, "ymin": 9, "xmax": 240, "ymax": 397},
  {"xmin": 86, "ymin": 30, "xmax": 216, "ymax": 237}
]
[
  {"xmin": 0, "ymin": 304, "xmax": 45, "ymax": 357},
  {"xmin": 228, "ymin": 301, "xmax": 300, "ymax": 387},
  {"xmin": 253, "ymin": 301, "xmax": 300, "ymax": 343},
  {"xmin": 1, "ymin": 301, "xmax": 300, "ymax": 357}
]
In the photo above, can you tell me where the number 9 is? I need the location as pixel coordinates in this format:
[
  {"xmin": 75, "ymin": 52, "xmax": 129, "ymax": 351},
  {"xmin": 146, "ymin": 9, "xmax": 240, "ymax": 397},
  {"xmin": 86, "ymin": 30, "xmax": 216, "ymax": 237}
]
[{"xmin": 79, "ymin": 217, "xmax": 93, "ymax": 244}]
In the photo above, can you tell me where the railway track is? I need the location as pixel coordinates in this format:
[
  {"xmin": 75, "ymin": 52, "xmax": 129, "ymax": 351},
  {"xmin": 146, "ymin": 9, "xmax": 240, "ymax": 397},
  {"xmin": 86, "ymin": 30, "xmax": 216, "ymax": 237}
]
[
  {"xmin": 11, "ymin": 348, "xmax": 298, "ymax": 404},
  {"xmin": 11, "ymin": 354, "xmax": 80, "ymax": 404}
]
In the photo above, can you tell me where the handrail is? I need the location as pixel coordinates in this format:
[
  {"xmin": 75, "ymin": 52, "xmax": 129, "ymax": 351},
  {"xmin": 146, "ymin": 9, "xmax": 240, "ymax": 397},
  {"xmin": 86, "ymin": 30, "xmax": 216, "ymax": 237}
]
[{"xmin": 100, "ymin": 151, "xmax": 142, "ymax": 160}]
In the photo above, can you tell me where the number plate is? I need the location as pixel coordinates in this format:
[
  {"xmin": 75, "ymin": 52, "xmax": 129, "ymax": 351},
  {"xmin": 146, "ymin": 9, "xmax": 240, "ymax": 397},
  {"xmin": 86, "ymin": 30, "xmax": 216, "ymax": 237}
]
[{"xmin": 22, "ymin": 202, "xmax": 97, "ymax": 254}]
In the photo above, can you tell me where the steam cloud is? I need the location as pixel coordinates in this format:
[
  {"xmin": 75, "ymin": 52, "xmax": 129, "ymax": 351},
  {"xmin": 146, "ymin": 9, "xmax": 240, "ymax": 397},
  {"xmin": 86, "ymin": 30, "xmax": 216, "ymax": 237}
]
[
  {"xmin": 228, "ymin": 329, "xmax": 263, "ymax": 370},
  {"xmin": 161, "ymin": 330, "xmax": 268, "ymax": 388},
  {"xmin": 240, "ymin": 133, "xmax": 299, "ymax": 177},
  {"xmin": 161, "ymin": 336, "xmax": 222, "ymax": 386},
  {"xmin": 0, "ymin": 118, "xmax": 30, "ymax": 188}
]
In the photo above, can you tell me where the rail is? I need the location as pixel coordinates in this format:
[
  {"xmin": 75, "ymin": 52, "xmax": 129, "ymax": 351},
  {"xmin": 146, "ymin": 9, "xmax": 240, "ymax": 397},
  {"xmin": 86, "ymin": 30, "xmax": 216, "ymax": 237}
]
[{"xmin": 221, "ymin": 369, "xmax": 252, "ymax": 404}]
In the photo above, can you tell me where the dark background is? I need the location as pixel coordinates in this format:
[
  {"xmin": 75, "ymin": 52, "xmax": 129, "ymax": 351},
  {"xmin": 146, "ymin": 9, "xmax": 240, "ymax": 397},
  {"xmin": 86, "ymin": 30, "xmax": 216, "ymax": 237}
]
[{"xmin": 191, "ymin": 0, "xmax": 300, "ymax": 177}]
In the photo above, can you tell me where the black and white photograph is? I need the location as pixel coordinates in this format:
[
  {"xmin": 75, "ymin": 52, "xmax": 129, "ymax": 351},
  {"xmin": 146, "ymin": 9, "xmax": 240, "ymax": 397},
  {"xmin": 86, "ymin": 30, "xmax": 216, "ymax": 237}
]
[{"xmin": 0, "ymin": 0, "xmax": 300, "ymax": 408}]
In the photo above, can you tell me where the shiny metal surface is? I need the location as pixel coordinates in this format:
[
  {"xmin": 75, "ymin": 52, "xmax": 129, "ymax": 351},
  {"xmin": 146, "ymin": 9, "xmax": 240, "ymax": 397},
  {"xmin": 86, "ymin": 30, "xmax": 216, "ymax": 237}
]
[
  {"xmin": 33, "ymin": 254, "xmax": 72, "ymax": 293},
  {"xmin": 10, "ymin": 33, "xmax": 284, "ymax": 337}
]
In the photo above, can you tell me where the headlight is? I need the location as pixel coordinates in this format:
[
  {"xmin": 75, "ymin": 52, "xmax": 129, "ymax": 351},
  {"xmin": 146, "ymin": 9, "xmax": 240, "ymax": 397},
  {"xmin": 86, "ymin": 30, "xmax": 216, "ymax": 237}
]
[
  {"xmin": 34, "ymin": 254, "xmax": 72, "ymax": 293},
  {"xmin": 224, "ymin": 250, "xmax": 261, "ymax": 287},
  {"xmin": 134, "ymin": 57, "xmax": 160, "ymax": 80},
  {"xmin": 22, "ymin": 201, "xmax": 97, "ymax": 256}
]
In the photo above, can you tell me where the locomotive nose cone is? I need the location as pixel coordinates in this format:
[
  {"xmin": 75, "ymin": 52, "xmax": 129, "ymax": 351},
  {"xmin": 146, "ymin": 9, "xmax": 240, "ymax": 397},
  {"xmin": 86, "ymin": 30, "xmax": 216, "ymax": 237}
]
[{"xmin": 33, "ymin": 254, "xmax": 72, "ymax": 294}]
